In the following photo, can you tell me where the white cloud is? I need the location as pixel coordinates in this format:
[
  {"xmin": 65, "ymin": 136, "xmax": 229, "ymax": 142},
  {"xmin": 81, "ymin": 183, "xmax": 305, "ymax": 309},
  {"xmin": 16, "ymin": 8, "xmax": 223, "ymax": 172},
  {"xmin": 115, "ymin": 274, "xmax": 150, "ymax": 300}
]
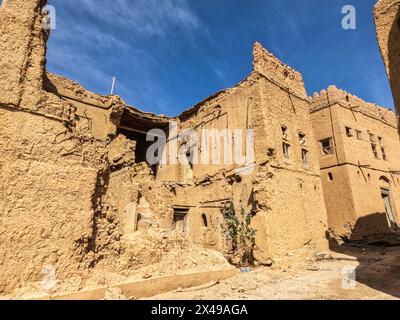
[
  {"xmin": 57, "ymin": 0, "xmax": 202, "ymax": 39},
  {"xmin": 46, "ymin": 0, "xmax": 207, "ymax": 114}
]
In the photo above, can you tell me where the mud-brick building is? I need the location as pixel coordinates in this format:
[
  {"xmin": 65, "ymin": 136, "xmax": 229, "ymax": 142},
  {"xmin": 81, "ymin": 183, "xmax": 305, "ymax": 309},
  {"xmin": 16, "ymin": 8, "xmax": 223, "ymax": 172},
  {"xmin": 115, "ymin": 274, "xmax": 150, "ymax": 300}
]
[
  {"xmin": 156, "ymin": 43, "xmax": 329, "ymax": 263},
  {"xmin": 310, "ymin": 86, "xmax": 400, "ymax": 240},
  {"xmin": 0, "ymin": 0, "xmax": 329, "ymax": 295}
]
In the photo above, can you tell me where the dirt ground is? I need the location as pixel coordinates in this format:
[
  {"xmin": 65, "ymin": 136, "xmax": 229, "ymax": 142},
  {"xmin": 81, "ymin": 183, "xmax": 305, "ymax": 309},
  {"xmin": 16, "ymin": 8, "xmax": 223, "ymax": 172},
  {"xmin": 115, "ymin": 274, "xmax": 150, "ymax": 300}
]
[
  {"xmin": 3, "ymin": 241, "xmax": 400, "ymax": 300},
  {"xmin": 149, "ymin": 244, "xmax": 400, "ymax": 300}
]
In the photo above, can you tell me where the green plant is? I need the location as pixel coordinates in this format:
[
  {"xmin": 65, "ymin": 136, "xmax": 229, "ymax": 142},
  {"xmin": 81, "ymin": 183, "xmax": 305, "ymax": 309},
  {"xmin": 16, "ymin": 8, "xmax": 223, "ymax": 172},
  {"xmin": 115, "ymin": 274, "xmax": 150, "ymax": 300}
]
[{"xmin": 221, "ymin": 203, "xmax": 256, "ymax": 266}]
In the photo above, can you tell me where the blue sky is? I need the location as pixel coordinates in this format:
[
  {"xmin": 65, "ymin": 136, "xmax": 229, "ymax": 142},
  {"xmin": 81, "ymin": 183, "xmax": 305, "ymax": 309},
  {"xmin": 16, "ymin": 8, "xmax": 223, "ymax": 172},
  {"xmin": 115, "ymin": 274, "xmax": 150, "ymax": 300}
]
[{"xmin": 46, "ymin": 0, "xmax": 394, "ymax": 116}]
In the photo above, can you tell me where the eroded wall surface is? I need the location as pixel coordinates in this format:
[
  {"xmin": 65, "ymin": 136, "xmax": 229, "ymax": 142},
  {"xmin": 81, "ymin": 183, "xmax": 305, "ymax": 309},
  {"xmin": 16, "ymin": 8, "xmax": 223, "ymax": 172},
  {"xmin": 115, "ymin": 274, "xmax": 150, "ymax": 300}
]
[
  {"xmin": 252, "ymin": 44, "xmax": 328, "ymax": 257},
  {"xmin": 0, "ymin": 0, "xmax": 110, "ymax": 293},
  {"xmin": 0, "ymin": 0, "xmax": 176, "ymax": 294},
  {"xmin": 155, "ymin": 43, "xmax": 329, "ymax": 263},
  {"xmin": 1, "ymin": 0, "xmax": 375, "ymax": 295},
  {"xmin": 374, "ymin": 0, "xmax": 400, "ymax": 116}
]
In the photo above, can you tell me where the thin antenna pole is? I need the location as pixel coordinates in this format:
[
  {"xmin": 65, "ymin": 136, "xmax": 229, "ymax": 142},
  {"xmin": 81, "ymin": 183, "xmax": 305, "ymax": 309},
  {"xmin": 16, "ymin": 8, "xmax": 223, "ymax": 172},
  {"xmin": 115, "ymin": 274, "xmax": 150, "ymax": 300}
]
[{"xmin": 110, "ymin": 76, "xmax": 116, "ymax": 95}]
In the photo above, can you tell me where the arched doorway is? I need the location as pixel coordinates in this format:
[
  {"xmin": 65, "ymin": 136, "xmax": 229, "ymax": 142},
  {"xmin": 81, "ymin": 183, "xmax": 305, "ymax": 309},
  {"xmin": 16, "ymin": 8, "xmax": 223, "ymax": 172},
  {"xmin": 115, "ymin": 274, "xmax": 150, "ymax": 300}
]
[{"xmin": 379, "ymin": 176, "xmax": 397, "ymax": 229}]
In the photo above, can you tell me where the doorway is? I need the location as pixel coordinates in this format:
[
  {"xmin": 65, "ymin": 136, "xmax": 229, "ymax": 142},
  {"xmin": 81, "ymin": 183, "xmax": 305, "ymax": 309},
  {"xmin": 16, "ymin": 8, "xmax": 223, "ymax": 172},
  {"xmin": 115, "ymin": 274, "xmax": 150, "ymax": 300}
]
[
  {"xmin": 381, "ymin": 188, "xmax": 397, "ymax": 229},
  {"xmin": 173, "ymin": 208, "xmax": 189, "ymax": 235}
]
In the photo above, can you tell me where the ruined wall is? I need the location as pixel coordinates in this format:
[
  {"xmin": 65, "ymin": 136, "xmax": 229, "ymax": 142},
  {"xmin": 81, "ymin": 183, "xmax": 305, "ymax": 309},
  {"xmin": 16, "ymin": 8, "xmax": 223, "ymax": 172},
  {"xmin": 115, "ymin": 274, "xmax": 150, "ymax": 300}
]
[
  {"xmin": 310, "ymin": 86, "xmax": 400, "ymax": 239},
  {"xmin": 0, "ymin": 108, "xmax": 104, "ymax": 293},
  {"xmin": 374, "ymin": 0, "xmax": 400, "ymax": 116},
  {"xmin": 156, "ymin": 76, "xmax": 258, "ymax": 184},
  {"xmin": 45, "ymin": 73, "xmax": 122, "ymax": 141},
  {"xmin": 181, "ymin": 81, "xmax": 257, "ymax": 180},
  {"xmin": 156, "ymin": 43, "xmax": 329, "ymax": 263},
  {"xmin": 251, "ymin": 43, "xmax": 328, "ymax": 257},
  {"xmin": 1, "ymin": 0, "xmax": 225, "ymax": 295},
  {"xmin": 0, "ymin": 0, "xmax": 129, "ymax": 294},
  {"xmin": 0, "ymin": 0, "xmax": 345, "ymax": 294},
  {"xmin": 157, "ymin": 76, "xmax": 260, "ymax": 253},
  {"xmin": 0, "ymin": 0, "xmax": 46, "ymax": 109}
]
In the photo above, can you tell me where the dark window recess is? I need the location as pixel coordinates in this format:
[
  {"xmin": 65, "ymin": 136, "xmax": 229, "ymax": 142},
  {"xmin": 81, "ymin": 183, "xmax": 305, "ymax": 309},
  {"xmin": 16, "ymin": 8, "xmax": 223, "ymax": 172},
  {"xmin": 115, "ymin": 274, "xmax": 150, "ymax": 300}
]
[
  {"xmin": 201, "ymin": 214, "xmax": 208, "ymax": 228},
  {"xmin": 116, "ymin": 127, "xmax": 166, "ymax": 176},
  {"xmin": 116, "ymin": 110, "xmax": 169, "ymax": 176},
  {"xmin": 369, "ymin": 133, "xmax": 376, "ymax": 143},
  {"xmin": 281, "ymin": 125, "xmax": 288, "ymax": 140},
  {"xmin": 299, "ymin": 133, "xmax": 306, "ymax": 145},
  {"xmin": 301, "ymin": 149, "xmax": 309, "ymax": 165},
  {"xmin": 328, "ymin": 172, "xmax": 334, "ymax": 181},
  {"xmin": 282, "ymin": 142, "xmax": 290, "ymax": 159},
  {"xmin": 345, "ymin": 127, "xmax": 353, "ymax": 137},
  {"xmin": 371, "ymin": 143, "xmax": 379, "ymax": 159},
  {"xmin": 185, "ymin": 150, "xmax": 194, "ymax": 170},
  {"xmin": 135, "ymin": 213, "xmax": 142, "ymax": 231},
  {"xmin": 381, "ymin": 147, "xmax": 387, "ymax": 161},
  {"xmin": 321, "ymin": 138, "xmax": 333, "ymax": 155},
  {"xmin": 173, "ymin": 208, "xmax": 189, "ymax": 235}
]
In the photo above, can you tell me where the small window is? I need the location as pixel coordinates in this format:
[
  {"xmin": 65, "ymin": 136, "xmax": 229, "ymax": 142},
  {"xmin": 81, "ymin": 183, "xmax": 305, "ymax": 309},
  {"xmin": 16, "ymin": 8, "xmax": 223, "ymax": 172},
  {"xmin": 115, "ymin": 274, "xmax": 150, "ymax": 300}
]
[
  {"xmin": 201, "ymin": 214, "xmax": 208, "ymax": 228},
  {"xmin": 186, "ymin": 151, "xmax": 194, "ymax": 170},
  {"xmin": 378, "ymin": 136, "xmax": 384, "ymax": 146},
  {"xmin": 282, "ymin": 142, "xmax": 290, "ymax": 159},
  {"xmin": 301, "ymin": 149, "xmax": 309, "ymax": 166},
  {"xmin": 135, "ymin": 213, "xmax": 142, "ymax": 231},
  {"xmin": 281, "ymin": 125, "xmax": 288, "ymax": 140},
  {"xmin": 381, "ymin": 147, "xmax": 387, "ymax": 161},
  {"xmin": 356, "ymin": 130, "xmax": 363, "ymax": 140},
  {"xmin": 345, "ymin": 127, "xmax": 353, "ymax": 137},
  {"xmin": 299, "ymin": 133, "xmax": 306, "ymax": 145},
  {"xmin": 173, "ymin": 208, "xmax": 189, "ymax": 235},
  {"xmin": 369, "ymin": 133, "xmax": 376, "ymax": 143},
  {"xmin": 371, "ymin": 144, "xmax": 379, "ymax": 159},
  {"xmin": 320, "ymin": 138, "xmax": 333, "ymax": 155},
  {"xmin": 328, "ymin": 172, "xmax": 333, "ymax": 181}
]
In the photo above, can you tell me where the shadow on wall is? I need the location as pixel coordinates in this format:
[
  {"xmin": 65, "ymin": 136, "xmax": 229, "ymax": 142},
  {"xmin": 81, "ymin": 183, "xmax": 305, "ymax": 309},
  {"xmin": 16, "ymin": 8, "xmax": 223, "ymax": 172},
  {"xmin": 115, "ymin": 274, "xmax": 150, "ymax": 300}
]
[
  {"xmin": 329, "ymin": 213, "xmax": 400, "ymax": 298},
  {"xmin": 348, "ymin": 212, "xmax": 394, "ymax": 241},
  {"xmin": 389, "ymin": 5, "xmax": 400, "ymax": 116}
]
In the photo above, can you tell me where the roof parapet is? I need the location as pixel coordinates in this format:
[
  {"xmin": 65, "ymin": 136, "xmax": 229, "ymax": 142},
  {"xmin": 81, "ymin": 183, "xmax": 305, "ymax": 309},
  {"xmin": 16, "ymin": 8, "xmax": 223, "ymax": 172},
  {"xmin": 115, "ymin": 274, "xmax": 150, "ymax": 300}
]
[
  {"xmin": 252, "ymin": 42, "xmax": 307, "ymax": 98},
  {"xmin": 310, "ymin": 85, "xmax": 397, "ymax": 127}
]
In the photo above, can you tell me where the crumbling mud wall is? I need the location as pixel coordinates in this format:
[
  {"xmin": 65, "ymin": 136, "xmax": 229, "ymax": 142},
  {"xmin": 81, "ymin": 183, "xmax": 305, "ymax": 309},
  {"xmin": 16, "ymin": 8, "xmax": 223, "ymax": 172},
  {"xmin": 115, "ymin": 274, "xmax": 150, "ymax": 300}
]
[
  {"xmin": 155, "ymin": 43, "xmax": 329, "ymax": 265},
  {"xmin": 4, "ymin": 0, "xmax": 386, "ymax": 296},
  {"xmin": 374, "ymin": 0, "xmax": 400, "ymax": 116},
  {"xmin": 156, "ymin": 72, "xmax": 262, "ymax": 259},
  {"xmin": 0, "ymin": 0, "xmax": 112, "ymax": 293},
  {"xmin": 310, "ymin": 86, "xmax": 400, "ymax": 240},
  {"xmin": 251, "ymin": 44, "xmax": 328, "ymax": 259},
  {"xmin": 0, "ymin": 0, "xmax": 172, "ymax": 295},
  {"xmin": 44, "ymin": 73, "xmax": 123, "ymax": 141},
  {"xmin": 0, "ymin": 106, "xmax": 108, "ymax": 293}
]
